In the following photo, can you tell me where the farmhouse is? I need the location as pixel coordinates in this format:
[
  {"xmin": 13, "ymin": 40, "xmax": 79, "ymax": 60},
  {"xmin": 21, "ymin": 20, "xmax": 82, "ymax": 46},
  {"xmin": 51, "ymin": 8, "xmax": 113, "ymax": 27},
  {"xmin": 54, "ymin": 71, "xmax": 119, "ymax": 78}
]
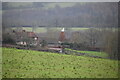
[
  {"xmin": 13, "ymin": 30, "xmax": 39, "ymax": 46},
  {"xmin": 11, "ymin": 28, "xmax": 70, "ymax": 53}
]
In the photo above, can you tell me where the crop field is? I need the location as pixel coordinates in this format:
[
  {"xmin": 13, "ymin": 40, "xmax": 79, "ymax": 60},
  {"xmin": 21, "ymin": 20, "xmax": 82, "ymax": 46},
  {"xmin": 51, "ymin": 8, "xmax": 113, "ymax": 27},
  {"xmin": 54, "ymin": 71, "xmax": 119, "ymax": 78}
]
[{"xmin": 2, "ymin": 47, "xmax": 118, "ymax": 78}]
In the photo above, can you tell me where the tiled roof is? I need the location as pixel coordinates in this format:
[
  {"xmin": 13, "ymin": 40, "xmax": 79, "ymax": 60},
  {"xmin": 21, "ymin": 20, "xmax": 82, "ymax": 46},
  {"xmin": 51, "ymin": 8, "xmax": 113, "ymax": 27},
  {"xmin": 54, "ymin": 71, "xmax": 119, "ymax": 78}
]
[{"xmin": 27, "ymin": 32, "xmax": 37, "ymax": 37}]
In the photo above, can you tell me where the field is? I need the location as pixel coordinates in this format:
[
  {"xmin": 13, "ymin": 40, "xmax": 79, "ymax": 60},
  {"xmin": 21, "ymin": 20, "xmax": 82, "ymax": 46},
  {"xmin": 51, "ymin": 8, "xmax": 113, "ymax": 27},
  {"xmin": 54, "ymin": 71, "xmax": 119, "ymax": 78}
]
[
  {"xmin": 2, "ymin": 47, "xmax": 118, "ymax": 78},
  {"xmin": 12, "ymin": 27, "xmax": 90, "ymax": 33},
  {"xmin": 12, "ymin": 27, "xmax": 118, "ymax": 33},
  {"xmin": 64, "ymin": 48, "xmax": 108, "ymax": 58}
]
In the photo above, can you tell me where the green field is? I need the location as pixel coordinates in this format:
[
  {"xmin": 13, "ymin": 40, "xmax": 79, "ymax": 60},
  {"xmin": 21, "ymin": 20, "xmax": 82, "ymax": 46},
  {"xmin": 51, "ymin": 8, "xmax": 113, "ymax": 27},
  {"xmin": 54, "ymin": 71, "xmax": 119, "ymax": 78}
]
[
  {"xmin": 2, "ymin": 47, "xmax": 118, "ymax": 78},
  {"xmin": 65, "ymin": 48, "xmax": 108, "ymax": 58},
  {"xmin": 12, "ymin": 27, "xmax": 90, "ymax": 33},
  {"xmin": 12, "ymin": 27, "xmax": 118, "ymax": 33}
]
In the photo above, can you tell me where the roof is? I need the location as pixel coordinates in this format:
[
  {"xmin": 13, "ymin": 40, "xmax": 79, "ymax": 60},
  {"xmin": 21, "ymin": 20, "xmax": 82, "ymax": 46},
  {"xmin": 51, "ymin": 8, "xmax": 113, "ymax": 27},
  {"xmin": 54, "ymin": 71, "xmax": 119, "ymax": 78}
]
[
  {"xmin": 13, "ymin": 30, "xmax": 38, "ymax": 39},
  {"xmin": 27, "ymin": 32, "xmax": 37, "ymax": 37}
]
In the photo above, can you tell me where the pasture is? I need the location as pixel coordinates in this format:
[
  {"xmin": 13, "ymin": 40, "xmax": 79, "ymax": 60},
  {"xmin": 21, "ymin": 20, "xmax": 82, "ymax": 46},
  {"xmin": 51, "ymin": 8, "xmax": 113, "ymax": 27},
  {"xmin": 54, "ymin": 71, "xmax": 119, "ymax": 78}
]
[
  {"xmin": 2, "ymin": 47, "xmax": 118, "ymax": 78},
  {"xmin": 64, "ymin": 48, "xmax": 108, "ymax": 58},
  {"xmin": 12, "ymin": 27, "xmax": 90, "ymax": 33}
]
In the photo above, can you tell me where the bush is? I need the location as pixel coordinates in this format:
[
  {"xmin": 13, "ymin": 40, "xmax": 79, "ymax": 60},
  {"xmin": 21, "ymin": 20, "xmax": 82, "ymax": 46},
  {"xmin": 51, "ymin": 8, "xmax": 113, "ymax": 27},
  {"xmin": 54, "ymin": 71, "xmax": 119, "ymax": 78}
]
[
  {"xmin": 103, "ymin": 31, "xmax": 118, "ymax": 60},
  {"xmin": 2, "ymin": 33, "xmax": 15, "ymax": 44},
  {"xmin": 40, "ymin": 40, "xmax": 47, "ymax": 47},
  {"xmin": 63, "ymin": 42, "xmax": 89, "ymax": 50}
]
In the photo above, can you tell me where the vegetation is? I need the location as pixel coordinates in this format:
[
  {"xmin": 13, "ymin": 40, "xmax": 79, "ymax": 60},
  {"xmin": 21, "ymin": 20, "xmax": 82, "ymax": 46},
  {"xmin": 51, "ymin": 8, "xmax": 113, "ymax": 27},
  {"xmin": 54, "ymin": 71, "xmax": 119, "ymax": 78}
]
[
  {"xmin": 4, "ymin": 27, "xmax": 118, "ymax": 60},
  {"xmin": 2, "ymin": 33, "xmax": 16, "ymax": 44},
  {"xmin": 2, "ymin": 2, "xmax": 119, "ymax": 78},
  {"xmin": 2, "ymin": 47, "xmax": 118, "ymax": 78},
  {"xmin": 40, "ymin": 40, "xmax": 47, "ymax": 47},
  {"xmin": 12, "ymin": 27, "xmax": 89, "ymax": 33},
  {"xmin": 3, "ymin": 3, "xmax": 117, "ymax": 28},
  {"xmin": 65, "ymin": 48, "xmax": 108, "ymax": 58}
]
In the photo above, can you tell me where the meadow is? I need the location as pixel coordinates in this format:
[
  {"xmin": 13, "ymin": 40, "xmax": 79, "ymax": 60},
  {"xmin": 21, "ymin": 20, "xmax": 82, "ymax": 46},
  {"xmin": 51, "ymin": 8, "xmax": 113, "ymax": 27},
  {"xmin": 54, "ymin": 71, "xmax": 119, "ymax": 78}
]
[
  {"xmin": 2, "ymin": 47, "xmax": 118, "ymax": 78},
  {"xmin": 12, "ymin": 27, "xmax": 90, "ymax": 33},
  {"xmin": 64, "ymin": 48, "xmax": 108, "ymax": 58}
]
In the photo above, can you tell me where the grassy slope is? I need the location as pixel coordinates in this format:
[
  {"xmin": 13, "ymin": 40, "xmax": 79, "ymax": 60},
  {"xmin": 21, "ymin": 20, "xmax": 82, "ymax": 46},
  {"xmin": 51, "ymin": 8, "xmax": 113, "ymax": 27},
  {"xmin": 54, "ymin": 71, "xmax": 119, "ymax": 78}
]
[{"xmin": 2, "ymin": 47, "xmax": 118, "ymax": 78}]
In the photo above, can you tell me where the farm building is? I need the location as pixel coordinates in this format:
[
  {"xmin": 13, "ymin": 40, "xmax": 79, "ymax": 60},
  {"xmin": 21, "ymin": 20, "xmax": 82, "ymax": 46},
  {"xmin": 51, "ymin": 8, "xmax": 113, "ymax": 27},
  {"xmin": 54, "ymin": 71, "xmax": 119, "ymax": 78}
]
[
  {"xmin": 47, "ymin": 28, "xmax": 67, "ymax": 53},
  {"xmin": 12, "ymin": 30, "xmax": 40, "ymax": 46}
]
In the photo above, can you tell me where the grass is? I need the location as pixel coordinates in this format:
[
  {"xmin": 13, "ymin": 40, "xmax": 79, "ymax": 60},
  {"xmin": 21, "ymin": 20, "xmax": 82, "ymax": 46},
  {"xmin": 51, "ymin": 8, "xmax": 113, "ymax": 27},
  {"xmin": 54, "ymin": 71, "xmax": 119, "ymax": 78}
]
[
  {"xmin": 44, "ymin": 3, "xmax": 76, "ymax": 9},
  {"xmin": 11, "ymin": 27, "xmax": 90, "ymax": 33},
  {"xmin": 11, "ymin": 27, "xmax": 118, "ymax": 33},
  {"xmin": 35, "ymin": 28, "xmax": 47, "ymax": 33},
  {"xmin": 2, "ymin": 47, "xmax": 118, "ymax": 78},
  {"xmin": 70, "ymin": 28, "xmax": 89, "ymax": 31},
  {"xmin": 22, "ymin": 27, "xmax": 32, "ymax": 31},
  {"xmin": 65, "ymin": 48, "xmax": 108, "ymax": 58},
  {"xmin": 12, "ymin": 27, "xmax": 47, "ymax": 33}
]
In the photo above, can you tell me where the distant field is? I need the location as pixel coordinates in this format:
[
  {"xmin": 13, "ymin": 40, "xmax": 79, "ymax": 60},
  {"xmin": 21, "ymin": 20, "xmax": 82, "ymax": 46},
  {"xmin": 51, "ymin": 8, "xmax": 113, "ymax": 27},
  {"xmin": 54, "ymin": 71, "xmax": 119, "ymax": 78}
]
[
  {"xmin": 70, "ymin": 28, "xmax": 89, "ymax": 31},
  {"xmin": 65, "ymin": 48, "xmax": 108, "ymax": 58},
  {"xmin": 2, "ymin": 47, "xmax": 118, "ymax": 78},
  {"xmin": 12, "ymin": 27, "xmax": 118, "ymax": 33},
  {"xmin": 12, "ymin": 27, "xmax": 90, "ymax": 33},
  {"xmin": 12, "ymin": 27, "xmax": 47, "ymax": 33}
]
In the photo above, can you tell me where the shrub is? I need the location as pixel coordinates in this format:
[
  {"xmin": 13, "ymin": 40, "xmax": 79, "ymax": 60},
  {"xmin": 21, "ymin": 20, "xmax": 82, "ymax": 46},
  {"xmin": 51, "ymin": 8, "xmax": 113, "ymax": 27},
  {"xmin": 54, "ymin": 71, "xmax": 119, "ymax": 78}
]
[{"xmin": 2, "ymin": 33, "xmax": 15, "ymax": 44}]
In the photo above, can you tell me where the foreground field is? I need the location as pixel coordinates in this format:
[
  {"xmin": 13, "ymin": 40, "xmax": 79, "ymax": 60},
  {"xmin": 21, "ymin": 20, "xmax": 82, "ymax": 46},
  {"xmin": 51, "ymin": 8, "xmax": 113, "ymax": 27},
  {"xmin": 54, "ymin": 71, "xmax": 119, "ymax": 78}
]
[{"xmin": 2, "ymin": 47, "xmax": 118, "ymax": 78}]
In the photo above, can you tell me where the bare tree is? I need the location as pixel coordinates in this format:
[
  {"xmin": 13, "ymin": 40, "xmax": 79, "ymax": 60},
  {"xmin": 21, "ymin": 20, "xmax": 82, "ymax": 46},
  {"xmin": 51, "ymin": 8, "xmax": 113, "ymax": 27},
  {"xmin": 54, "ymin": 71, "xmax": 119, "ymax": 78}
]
[{"xmin": 103, "ymin": 29, "xmax": 118, "ymax": 59}]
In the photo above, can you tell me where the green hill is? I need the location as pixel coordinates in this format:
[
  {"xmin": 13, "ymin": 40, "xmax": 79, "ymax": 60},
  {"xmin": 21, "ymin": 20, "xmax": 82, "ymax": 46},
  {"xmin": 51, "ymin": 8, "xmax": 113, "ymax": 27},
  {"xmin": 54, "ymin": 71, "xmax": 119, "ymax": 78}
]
[{"xmin": 2, "ymin": 47, "xmax": 118, "ymax": 78}]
